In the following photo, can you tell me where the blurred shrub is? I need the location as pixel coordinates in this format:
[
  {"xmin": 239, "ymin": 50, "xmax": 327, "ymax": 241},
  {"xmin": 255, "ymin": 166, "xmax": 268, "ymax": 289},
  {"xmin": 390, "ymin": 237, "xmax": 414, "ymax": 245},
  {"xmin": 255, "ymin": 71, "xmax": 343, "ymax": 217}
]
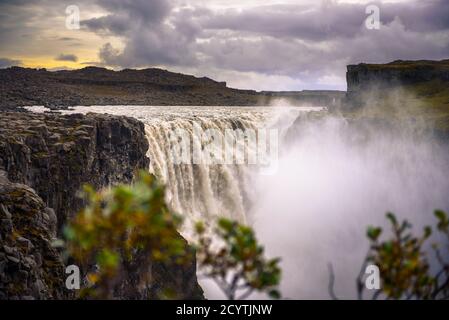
[
  {"xmin": 64, "ymin": 171, "xmax": 282, "ymax": 300},
  {"xmin": 331, "ymin": 210, "xmax": 449, "ymax": 300},
  {"xmin": 65, "ymin": 171, "xmax": 186, "ymax": 299},
  {"xmin": 194, "ymin": 219, "xmax": 282, "ymax": 300}
]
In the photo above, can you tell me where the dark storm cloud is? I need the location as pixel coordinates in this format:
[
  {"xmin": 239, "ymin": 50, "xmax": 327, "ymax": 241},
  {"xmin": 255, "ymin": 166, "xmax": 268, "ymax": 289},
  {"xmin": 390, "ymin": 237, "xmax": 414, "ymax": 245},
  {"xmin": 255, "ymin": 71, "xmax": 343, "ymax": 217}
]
[
  {"xmin": 1, "ymin": 0, "xmax": 449, "ymax": 89},
  {"xmin": 55, "ymin": 53, "xmax": 78, "ymax": 62},
  {"xmin": 82, "ymin": 0, "xmax": 173, "ymax": 35},
  {"xmin": 94, "ymin": 0, "xmax": 171, "ymax": 24},
  {"xmin": 81, "ymin": 0, "xmax": 449, "ymax": 84},
  {"xmin": 83, "ymin": 0, "xmax": 198, "ymax": 67}
]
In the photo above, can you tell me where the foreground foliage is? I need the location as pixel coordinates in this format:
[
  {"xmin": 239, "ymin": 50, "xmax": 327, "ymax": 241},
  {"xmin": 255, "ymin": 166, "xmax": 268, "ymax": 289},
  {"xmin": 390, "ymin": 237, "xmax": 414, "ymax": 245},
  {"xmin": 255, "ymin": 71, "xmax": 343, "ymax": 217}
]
[
  {"xmin": 65, "ymin": 171, "xmax": 281, "ymax": 299},
  {"xmin": 363, "ymin": 211, "xmax": 449, "ymax": 299},
  {"xmin": 194, "ymin": 219, "xmax": 281, "ymax": 300},
  {"xmin": 65, "ymin": 172, "xmax": 186, "ymax": 298},
  {"xmin": 331, "ymin": 210, "xmax": 449, "ymax": 300}
]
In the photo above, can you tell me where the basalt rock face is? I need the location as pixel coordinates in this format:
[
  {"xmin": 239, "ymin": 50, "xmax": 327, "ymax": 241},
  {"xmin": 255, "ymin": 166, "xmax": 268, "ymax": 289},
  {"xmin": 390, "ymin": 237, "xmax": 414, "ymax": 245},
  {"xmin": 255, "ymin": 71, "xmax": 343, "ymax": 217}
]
[
  {"xmin": 346, "ymin": 59, "xmax": 449, "ymax": 108},
  {"xmin": 0, "ymin": 111, "xmax": 149, "ymax": 230},
  {"xmin": 0, "ymin": 111, "xmax": 204, "ymax": 300},
  {"xmin": 0, "ymin": 171, "xmax": 69, "ymax": 300}
]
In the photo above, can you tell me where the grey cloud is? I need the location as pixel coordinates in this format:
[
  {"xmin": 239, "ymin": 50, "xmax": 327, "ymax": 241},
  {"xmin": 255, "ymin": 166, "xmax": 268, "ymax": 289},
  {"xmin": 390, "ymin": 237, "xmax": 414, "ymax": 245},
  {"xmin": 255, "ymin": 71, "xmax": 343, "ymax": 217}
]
[
  {"xmin": 199, "ymin": 3, "xmax": 366, "ymax": 41},
  {"xmin": 0, "ymin": 57, "xmax": 22, "ymax": 68},
  {"xmin": 95, "ymin": 0, "xmax": 171, "ymax": 24},
  {"xmin": 1, "ymin": 0, "xmax": 449, "ymax": 90},
  {"xmin": 381, "ymin": 0, "xmax": 449, "ymax": 32},
  {"xmin": 82, "ymin": 0, "xmax": 173, "ymax": 35},
  {"xmin": 58, "ymin": 37, "xmax": 78, "ymax": 41},
  {"xmin": 83, "ymin": 14, "xmax": 135, "ymax": 35},
  {"xmin": 55, "ymin": 53, "xmax": 78, "ymax": 62},
  {"xmin": 197, "ymin": 0, "xmax": 449, "ymax": 41},
  {"xmin": 84, "ymin": 0, "xmax": 198, "ymax": 68}
]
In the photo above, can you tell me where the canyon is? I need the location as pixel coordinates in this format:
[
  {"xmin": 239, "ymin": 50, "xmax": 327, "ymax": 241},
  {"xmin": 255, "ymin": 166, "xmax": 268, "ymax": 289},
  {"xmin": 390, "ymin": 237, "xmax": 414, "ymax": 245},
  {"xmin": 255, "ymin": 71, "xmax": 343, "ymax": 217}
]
[{"xmin": 1, "ymin": 58, "xmax": 449, "ymax": 299}]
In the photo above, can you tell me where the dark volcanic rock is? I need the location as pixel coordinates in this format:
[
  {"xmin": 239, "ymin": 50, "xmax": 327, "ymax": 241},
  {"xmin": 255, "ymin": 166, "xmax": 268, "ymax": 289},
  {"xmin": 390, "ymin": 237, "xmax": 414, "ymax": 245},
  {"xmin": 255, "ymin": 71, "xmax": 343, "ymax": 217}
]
[
  {"xmin": 0, "ymin": 112, "xmax": 203, "ymax": 300},
  {"xmin": 346, "ymin": 59, "xmax": 449, "ymax": 108},
  {"xmin": 0, "ymin": 111, "xmax": 149, "ymax": 230},
  {"xmin": 0, "ymin": 66, "xmax": 344, "ymax": 108},
  {"xmin": 0, "ymin": 171, "xmax": 69, "ymax": 300}
]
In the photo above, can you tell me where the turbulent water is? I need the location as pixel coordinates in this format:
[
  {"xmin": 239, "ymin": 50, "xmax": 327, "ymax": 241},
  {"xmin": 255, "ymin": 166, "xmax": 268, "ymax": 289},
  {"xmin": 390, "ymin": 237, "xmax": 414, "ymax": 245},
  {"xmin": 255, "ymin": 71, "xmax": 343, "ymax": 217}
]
[{"xmin": 27, "ymin": 105, "xmax": 321, "ymax": 229}]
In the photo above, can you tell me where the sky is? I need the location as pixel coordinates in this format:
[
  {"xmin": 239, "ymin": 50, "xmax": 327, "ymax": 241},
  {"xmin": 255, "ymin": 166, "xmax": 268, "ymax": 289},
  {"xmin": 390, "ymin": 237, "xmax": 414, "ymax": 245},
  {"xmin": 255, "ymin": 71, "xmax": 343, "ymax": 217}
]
[{"xmin": 0, "ymin": 0, "xmax": 448, "ymax": 91}]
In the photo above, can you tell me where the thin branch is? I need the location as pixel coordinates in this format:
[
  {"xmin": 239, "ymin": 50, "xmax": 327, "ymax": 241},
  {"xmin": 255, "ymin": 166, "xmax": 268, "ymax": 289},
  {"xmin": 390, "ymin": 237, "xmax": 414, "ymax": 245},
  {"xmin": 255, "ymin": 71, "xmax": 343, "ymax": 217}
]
[
  {"xmin": 328, "ymin": 263, "xmax": 339, "ymax": 300},
  {"xmin": 356, "ymin": 258, "xmax": 369, "ymax": 300},
  {"xmin": 371, "ymin": 289, "xmax": 382, "ymax": 300},
  {"xmin": 237, "ymin": 287, "xmax": 254, "ymax": 300}
]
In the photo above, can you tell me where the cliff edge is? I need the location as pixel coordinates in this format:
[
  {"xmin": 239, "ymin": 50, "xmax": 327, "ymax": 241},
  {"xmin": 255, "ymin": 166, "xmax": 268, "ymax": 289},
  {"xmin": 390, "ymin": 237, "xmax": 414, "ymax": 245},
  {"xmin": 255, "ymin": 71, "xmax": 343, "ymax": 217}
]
[{"xmin": 0, "ymin": 112, "xmax": 203, "ymax": 299}]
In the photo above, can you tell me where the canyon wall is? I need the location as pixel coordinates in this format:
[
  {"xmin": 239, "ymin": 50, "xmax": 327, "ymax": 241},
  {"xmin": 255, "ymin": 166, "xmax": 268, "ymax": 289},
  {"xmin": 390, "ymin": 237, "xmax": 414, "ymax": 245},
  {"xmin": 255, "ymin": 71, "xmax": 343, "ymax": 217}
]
[
  {"xmin": 345, "ymin": 59, "xmax": 449, "ymax": 108},
  {"xmin": 0, "ymin": 111, "xmax": 203, "ymax": 299}
]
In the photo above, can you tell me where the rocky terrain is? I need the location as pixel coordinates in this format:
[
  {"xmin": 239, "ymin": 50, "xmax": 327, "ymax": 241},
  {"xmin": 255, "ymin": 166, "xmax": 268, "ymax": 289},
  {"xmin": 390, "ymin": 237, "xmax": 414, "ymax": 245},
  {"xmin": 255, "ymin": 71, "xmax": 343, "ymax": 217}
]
[
  {"xmin": 0, "ymin": 111, "xmax": 203, "ymax": 299},
  {"xmin": 0, "ymin": 66, "xmax": 344, "ymax": 109},
  {"xmin": 0, "ymin": 172, "xmax": 67, "ymax": 299},
  {"xmin": 0, "ymin": 112, "xmax": 149, "ymax": 229},
  {"xmin": 346, "ymin": 59, "xmax": 449, "ymax": 108},
  {"xmin": 342, "ymin": 59, "xmax": 449, "ymax": 137}
]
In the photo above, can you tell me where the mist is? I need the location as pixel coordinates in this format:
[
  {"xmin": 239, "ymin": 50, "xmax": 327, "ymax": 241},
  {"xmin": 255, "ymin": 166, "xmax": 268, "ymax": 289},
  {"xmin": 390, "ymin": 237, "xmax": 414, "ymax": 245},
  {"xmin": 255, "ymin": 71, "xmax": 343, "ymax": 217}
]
[{"xmin": 247, "ymin": 109, "xmax": 449, "ymax": 299}]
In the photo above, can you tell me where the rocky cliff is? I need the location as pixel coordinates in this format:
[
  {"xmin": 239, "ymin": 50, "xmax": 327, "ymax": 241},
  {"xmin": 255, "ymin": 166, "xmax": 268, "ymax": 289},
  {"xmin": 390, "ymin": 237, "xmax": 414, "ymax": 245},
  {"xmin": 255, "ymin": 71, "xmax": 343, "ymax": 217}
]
[
  {"xmin": 346, "ymin": 59, "xmax": 449, "ymax": 108},
  {"xmin": 0, "ymin": 112, "xmax": 149, "ymax": 230},
  {"xmin": 0, "ymin": 111, "xmax": 203, "ymax": 300},
  {"xmin": 0, "ymin": 171, "xmax": 67, "ymax": 299}
]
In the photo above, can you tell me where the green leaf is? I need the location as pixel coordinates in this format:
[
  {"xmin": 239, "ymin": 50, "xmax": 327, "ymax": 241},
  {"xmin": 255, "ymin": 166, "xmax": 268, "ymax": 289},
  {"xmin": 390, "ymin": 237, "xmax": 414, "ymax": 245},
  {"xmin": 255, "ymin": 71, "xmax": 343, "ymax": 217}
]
[
  {"xmin": 435, "ymin": 210, "xmax": 448, "ymax": 231},
  {"xmin": 97, "ymin": 249, "xmax": 119, "ymax": 269},
  {"xmin": 268, "ymin": 289, "xmax": 281, "ymax": 299},
  {"xmin": 195, "ymin": 221, "xmax": 205, "ymax": 234},
  {"xmin": 367, "ymin": 227, "xmax": 382, "ymax": 241},
  {"xmin": 218, "ymin": 218, "xmax": 234, "ymax": 232},
  {"xmin": 434, "ymin": 210, "xmax": 447, "ymax": 221},
  {"xmin": 423, "ymin": 226, "xmax": 432, "ymax": 239},
  {"xmin": 386, "ymin": 213, "xmax": 397, "ymax": 226}
]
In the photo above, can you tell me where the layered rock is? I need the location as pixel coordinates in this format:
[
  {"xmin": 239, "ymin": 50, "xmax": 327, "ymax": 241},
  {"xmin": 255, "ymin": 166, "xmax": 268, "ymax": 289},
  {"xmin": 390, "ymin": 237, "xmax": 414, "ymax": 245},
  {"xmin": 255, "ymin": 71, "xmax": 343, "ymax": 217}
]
[
  {"xmin": 0, "ymin": 111, "xmax": 203, "ymax": 300},
  {"xmin": 0, "ymin": 171, "xmax": 68, "ymax": 299},
  {"xmin": 346, "ymin": 59, "xmax": 449, "ymax": 108},
  {"xmin": 0, "ymin": 111, "xmax": 149, "ymax": 230}
]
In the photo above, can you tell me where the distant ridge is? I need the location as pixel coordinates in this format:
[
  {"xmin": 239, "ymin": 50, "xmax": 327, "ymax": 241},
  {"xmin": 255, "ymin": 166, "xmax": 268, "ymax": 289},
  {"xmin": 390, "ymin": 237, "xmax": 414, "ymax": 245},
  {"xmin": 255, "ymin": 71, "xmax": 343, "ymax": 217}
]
[{"xmin": 0, "ymin": 66, "xmax": 344, "ymax": 110}]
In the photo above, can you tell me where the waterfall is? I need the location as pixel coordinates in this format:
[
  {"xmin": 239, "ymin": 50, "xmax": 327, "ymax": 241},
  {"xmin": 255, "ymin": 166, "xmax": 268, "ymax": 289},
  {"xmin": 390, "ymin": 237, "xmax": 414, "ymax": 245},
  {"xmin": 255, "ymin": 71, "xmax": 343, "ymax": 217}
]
[
  {"xmin": 25, "ymin": 105, "xmax": 322, "ymax": 231},
  {"xmin": 143, "ymin": 117, "xmax": 258, "ymax": 224}
]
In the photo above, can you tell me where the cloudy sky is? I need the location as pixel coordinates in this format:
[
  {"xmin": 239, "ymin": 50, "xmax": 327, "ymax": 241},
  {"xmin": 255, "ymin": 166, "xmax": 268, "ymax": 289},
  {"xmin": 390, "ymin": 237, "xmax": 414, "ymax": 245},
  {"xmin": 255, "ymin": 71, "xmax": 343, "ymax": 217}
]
[{"xmin": 0, "ymin": 0, "xmax": 448, "ymax": 90}]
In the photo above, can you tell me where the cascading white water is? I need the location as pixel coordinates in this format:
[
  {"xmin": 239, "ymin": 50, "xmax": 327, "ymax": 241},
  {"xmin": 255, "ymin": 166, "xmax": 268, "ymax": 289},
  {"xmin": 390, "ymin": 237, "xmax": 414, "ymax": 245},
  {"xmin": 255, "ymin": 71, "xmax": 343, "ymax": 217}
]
[
  {"xmin": 142, "ymin": 109, "xmax": 263, "ymax": 225},
  {"xmin": 27, "ymin": 105, "xmax": 320, "ymax": 232}
]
